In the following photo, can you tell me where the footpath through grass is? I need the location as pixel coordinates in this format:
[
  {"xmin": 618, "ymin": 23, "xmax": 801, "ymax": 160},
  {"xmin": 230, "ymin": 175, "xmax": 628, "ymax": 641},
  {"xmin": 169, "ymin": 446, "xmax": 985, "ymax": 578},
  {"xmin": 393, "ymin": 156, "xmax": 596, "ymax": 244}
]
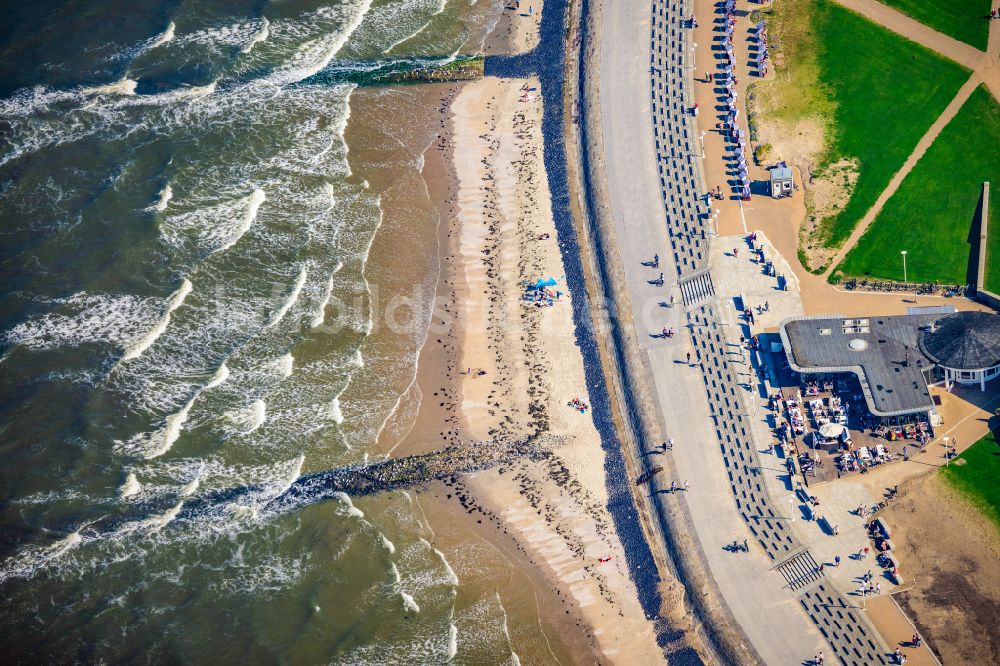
[
  {"xmin": 940, "ymin": 430, "xmax": 1000, "ymax": 532},
  {"xmin": 879, "ymin": 0, "xmax": 992, "ymax": 51},
  {"xmin": 838, "ymin": 86, "xmax": 1000, "ymax": 284},
  {"xmin": 811, "ymin": 0, "xmax": 969, "ymax": 248}
]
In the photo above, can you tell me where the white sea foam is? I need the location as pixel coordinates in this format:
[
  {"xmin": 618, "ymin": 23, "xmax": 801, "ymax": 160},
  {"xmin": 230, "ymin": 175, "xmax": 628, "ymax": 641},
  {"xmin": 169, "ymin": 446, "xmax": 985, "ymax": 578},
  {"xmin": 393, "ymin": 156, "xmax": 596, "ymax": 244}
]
[
  {"xmin": 4, "ymin": 292, "xmax": 161, "ymax": 352},
  {"xmin": 401, "ymin": 591, "xmax": 420, "ymax": 613},
  {"xmin": 82, "ymin": 77, "xmax": 138, "ymax": 96},
  {"xmin": 266, "ymin": 266, "xmax": 307, "ymax": 329},
  {"xmin": 448, "ymin": 623, "xmax": 458, "ymax": 659},
  {"xmin": 434, "ymin": 546, "xmax": 459, "ymax": 586},
  {"xmin": 495, "ymin": 592, "xmax": 521, "ymax": 666},
  {"xmin": 142, "ymin": 501, "xmax": 183, "ymax": 532},
  {"xmin": 229, "ymin": 503, "xmax": 260, "ymax": 521},
  {"xmin": 0, "ymin": 530, "xmax": 84, "ymax": 584},
  {"xmin": 271, "ymin": 454, "xmax": 304, "ymax": 499},
  {"xmin": 241, "ymin": 17, "xmax": 270, "ymax": 53},
  {"xmin": 179, "ymin": 473, "xmax": 200, "ymax": 497},
  {"xmin": 271, "ymin": 353, "xmax": 294, "ymax": 379},
  {"xmin": 334, "ymin": 491, "xmax": 364, "ymax": 519},
  {"xmin": 379, "ymin": 533, "xmax": 396, "ymax": 555},
  {"xmin": 227, "ymin": 399, "xmax": 267, "ymax": 435},
  {"xmin": 158, "ymin": 80, "xmax": 218, "ymax": 101},
  {"xmin": 121, "ymin": 278, "xmax": 192, "ymax": 362},
  {"xmin": 119, "ymin": 472, "xmax": 141, "ymax": 498},
  {"xmin": 143, "ymin": 393, "xmax": 195, "ymax": 459},
  {"xmin": 383, "ymin": 0, "xmax": 449, "ymax": 54},
  {"xmin": 218, "ymin": 188, "xmax": 265, "ymax": 254},
  {"xmin": 327, "ymin": 397, "xmax": 344, "ymax": 425},
  {"xmin": 148, "ymin": 22, "xmax": 176, "ymax": 50},
  {"xmin": 204, "ymin": 362, "xmax": 230, "ymax": 391},
  {"xmin": 269, "ymin": 0, "xmax": 373, "ymax": 86},
  {"xmin": 153, "ymin": 183, "xmax": 173, "ymax": 211},
  {"xmin": 311, "ymin": 274, "xmax": 334, "ymax": 328}
]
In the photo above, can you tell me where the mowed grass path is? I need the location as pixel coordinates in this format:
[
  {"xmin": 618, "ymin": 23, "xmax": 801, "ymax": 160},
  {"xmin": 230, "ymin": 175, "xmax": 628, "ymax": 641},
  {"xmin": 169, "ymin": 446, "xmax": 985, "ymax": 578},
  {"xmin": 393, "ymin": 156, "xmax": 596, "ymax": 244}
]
[
  {"xmin": 879, "ymin": 0, "xmax": 992, "ymax": 51},
  {"xmin": 941, "ymin": 430, "xmax": 1000, "ymax": 532},
  {"xmin": 839, "ymin": 86, "xmax": 1000, "ymax": 283},
  {"xmin": 812, "ymin": 0, "xmax": 969, "ymax": 248}
]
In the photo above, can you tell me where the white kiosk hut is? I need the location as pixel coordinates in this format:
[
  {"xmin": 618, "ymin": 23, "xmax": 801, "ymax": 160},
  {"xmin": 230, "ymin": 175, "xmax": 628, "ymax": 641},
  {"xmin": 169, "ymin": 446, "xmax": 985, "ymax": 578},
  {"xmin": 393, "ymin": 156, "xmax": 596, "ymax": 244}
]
[
  {"xmin": 770, "ymin": 166, "xmax": 793, "ymax": 199},
  {"xmin": 918, "ymin": 311, "xmax": 1000, "ymax": 390}
]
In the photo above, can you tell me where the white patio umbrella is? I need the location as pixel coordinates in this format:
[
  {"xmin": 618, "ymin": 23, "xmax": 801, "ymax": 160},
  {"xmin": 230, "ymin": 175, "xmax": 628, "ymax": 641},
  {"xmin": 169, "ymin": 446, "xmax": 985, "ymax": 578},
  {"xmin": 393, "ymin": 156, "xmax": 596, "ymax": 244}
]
[{"xmin": 819, "ymin": 423, "xmax": 846, "ymax": 439}]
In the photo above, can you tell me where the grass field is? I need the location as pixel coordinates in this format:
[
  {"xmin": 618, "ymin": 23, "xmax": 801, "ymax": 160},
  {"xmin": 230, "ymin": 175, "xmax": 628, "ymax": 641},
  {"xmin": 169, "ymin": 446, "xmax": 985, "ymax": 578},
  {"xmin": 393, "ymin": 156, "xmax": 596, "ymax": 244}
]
[
  {"xmin": 879, "ymin": 0, "xmax": 992, "ymax": 51},
  {"xmin": 940, "ymin": 430, "xmax": 1000, "ymax": 532},
  {"xmin": 811, "ymin": 0, "xmax": 970, "ymax": 248},
  {"xmin": 755, "ymin": 0, "xmax": 970, "ymax": 261},
  {"xmin": 837, "ymin": 86, "xmax": 1000, "ymax": 283}
]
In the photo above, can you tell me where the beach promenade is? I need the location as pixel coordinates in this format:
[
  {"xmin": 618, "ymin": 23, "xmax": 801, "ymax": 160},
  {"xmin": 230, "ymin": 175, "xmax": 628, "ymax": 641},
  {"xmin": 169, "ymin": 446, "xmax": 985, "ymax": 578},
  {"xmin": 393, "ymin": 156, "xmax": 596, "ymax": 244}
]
[{"xmin": 583, "ymin": 0, "xmax": 899, "ymax": 663}]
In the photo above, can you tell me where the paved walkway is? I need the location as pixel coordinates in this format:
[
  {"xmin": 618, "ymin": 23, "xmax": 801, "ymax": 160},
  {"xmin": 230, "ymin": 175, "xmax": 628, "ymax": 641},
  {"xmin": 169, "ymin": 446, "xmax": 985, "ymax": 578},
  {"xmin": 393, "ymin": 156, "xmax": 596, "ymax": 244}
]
[
  {"xmin": 599, "ymin": 1, "xmax": 833, "ymax": 663},
  {"xmin": 825, "ymin": 0, "xmax": 1000, "ymax": 276},
  {"xmin": 597, "ymin": 0, "xmax": 898, "ymax": 662}
]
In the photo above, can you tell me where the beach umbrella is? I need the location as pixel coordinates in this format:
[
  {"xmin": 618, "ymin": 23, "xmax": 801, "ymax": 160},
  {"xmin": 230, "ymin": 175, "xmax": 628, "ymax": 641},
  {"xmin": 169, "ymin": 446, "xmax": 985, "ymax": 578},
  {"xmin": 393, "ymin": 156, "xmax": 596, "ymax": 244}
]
[{"xmin": 819, "ymin": 423, "xmax": 846, "ymax": 439}]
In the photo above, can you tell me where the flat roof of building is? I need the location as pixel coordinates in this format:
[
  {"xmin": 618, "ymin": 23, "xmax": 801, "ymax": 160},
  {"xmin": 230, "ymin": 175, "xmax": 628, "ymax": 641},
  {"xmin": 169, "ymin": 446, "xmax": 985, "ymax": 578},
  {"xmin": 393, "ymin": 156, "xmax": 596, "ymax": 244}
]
[
  {"xmin": 779, "ymin": 314, "xmax": 938, "ymax": 417},
  {"xmin": 770, "ymin": 166, "xmax": 793, "ymax": 180}
]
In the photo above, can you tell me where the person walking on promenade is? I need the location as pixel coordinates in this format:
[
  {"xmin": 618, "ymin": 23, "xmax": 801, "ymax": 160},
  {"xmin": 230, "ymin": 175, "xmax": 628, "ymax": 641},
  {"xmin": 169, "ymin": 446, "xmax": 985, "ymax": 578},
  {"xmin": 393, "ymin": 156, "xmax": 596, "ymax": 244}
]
[
  {"xmin": 835, "ymin": 555, "xmax": 841, "ymax": 567},
  {"xmin": 686, "ymin": 351, "xmax": 692, "ymax": 365}
]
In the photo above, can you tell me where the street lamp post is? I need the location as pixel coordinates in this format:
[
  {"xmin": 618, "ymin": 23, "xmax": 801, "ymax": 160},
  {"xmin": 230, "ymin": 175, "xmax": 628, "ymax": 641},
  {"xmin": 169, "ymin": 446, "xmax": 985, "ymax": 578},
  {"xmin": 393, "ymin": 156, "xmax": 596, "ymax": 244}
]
[{"xmin": 901, "ymin": 250, "xmax": 908, "ymax": 284}]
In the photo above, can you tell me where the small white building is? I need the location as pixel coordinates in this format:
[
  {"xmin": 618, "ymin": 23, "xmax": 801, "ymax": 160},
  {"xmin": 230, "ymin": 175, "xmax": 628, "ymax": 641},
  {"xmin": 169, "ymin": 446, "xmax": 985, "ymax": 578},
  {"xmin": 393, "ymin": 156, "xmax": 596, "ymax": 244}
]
[{"xmin": 769, "ymin": 166, "xmax": 793, "ymax": 199}]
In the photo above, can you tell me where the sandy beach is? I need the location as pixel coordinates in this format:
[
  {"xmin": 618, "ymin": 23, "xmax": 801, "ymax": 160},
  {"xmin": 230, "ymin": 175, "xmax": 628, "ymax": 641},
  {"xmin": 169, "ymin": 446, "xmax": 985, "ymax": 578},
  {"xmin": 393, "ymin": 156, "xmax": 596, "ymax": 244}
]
[
  {"xmin": 485, "ymin": 0, "xmax": 544, "ymax": 55},
  {"xmin": 381, "ymin": 72, "xmax": 665, "ymax": 663}
]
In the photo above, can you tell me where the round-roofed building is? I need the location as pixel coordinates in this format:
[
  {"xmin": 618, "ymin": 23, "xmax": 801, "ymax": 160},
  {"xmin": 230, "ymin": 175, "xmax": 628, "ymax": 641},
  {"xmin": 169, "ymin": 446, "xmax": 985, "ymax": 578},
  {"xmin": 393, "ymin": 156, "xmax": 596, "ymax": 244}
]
[{"xmin": 918, "ymin": 311, "xmax": 1000, "ymax": 390}]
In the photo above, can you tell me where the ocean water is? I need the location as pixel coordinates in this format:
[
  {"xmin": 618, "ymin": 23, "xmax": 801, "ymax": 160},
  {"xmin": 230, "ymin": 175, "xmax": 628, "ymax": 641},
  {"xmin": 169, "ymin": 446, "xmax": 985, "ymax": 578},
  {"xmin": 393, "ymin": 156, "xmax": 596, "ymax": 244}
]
[{"xmin": 0, "ymin": 1, "xmax": 539, "ymax": 662}]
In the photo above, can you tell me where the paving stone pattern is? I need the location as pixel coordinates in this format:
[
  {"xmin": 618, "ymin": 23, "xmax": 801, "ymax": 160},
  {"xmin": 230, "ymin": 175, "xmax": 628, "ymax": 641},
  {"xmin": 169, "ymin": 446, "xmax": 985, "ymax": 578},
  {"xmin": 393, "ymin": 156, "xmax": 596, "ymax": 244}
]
[
  {"xmin": 649, "ymin": 1, "xmax": 891, "ymax": 662},
  {"xmin": 651, "ymin": 0, "xmax": 710, "ymax": 276}
]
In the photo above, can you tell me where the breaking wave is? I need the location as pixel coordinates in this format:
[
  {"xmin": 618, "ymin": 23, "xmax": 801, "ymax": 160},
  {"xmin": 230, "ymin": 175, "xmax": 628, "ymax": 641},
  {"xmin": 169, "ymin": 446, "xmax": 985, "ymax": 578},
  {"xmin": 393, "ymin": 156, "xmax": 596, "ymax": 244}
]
[{"xmin": 119, "ymin": 278, "xmax": 193, "ymax": 362}]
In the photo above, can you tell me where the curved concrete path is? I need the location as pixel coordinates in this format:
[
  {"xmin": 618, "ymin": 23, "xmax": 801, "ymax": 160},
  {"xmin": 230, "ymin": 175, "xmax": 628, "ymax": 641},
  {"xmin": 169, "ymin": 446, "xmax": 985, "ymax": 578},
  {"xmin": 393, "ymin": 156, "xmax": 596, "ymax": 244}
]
[{"xmin": 825, "ymin": 0, "xmax": 1000, "ymax": 278}]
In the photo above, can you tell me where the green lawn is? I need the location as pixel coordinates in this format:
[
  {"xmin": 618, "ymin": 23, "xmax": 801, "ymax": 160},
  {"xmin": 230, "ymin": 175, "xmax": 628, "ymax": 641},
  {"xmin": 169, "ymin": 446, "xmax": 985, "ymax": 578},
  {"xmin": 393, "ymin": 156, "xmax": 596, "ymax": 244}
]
[
  {"xmin": 940, "ymin": 430, "xmax": 1000, "ymax": 532},
  {"xmin": 837, "ymin": 86, "xmax": 1000, "ymax": 284},
  {"xmin": 879, "ymin": 0, "xmax": 992, "ymax": 51},
  {"xmin": 811, "ymin": 0, "xmax": 970, "ymax": 248}
]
